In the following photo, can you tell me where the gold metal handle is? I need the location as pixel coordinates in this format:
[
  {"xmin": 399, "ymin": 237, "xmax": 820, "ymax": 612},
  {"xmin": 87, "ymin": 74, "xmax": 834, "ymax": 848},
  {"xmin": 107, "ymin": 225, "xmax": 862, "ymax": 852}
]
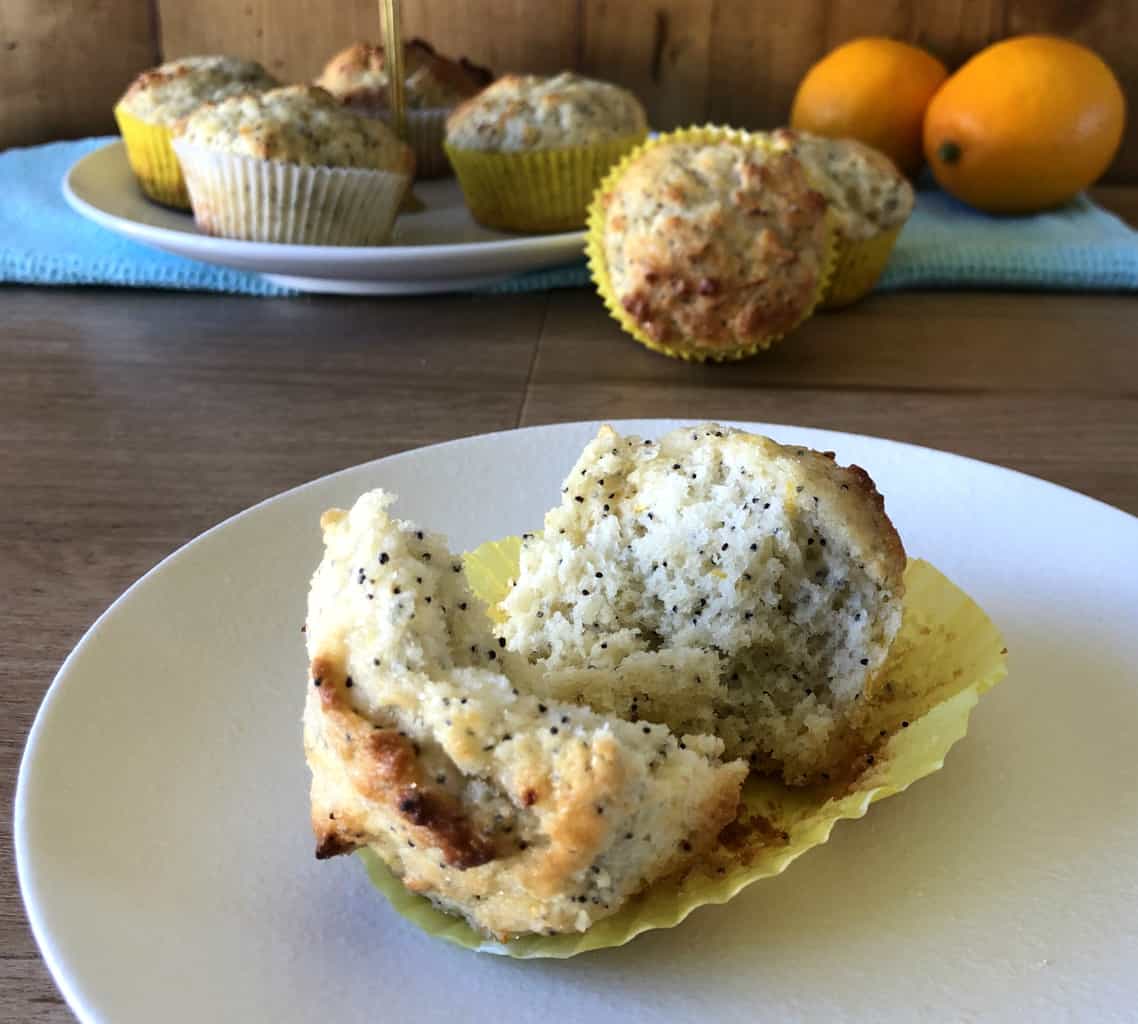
[{"xmin": 380, "ymin": 0, "xmax": 406, "ymax": 141}]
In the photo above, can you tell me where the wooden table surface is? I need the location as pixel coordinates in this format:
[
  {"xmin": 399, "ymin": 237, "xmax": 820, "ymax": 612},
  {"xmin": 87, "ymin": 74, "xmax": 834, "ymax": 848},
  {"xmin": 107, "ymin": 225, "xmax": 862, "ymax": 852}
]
[{"xmin": 3, "ymin": 192, "xmax": 1137, "ymax": 1021}]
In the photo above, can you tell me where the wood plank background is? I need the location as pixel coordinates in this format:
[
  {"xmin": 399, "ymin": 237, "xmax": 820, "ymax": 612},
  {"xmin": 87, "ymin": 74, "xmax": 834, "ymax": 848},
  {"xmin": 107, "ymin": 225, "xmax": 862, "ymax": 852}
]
[{"xmin": 1, "ymin": 0, "xmax": 1136, "ymax": 182}]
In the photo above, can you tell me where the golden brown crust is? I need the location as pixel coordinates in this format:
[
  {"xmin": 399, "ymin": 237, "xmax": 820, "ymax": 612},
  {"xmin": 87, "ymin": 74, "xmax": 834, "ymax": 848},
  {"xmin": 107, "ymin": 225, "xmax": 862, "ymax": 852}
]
[
  {"xmin": 833, "ymin": 461, "xmax": 907, "ymax": 582},
  {"xmin": 308, "ymin": 654, "xmax": 497, "ymax": 870},
  {"xmin": 317, "ymin": 39, "xmax": 492, "ymax": 110},
  {"xmin": 302, "ymin": 487, "xmax": 750, "ymax": 938},
  {"xmin": 118, "ymin": 56, "xmax": 277, "ymax": 123},
  {"xmin": 520, "ymin": 733, "xmax": 623, "ymax": 897},
  {"xmin": 601, "ymin": 141, "xmax": 829, "ymax": 353},
  {"xmin": 445, "ymin": 72, "xmax": 647, "ymax": 152}
]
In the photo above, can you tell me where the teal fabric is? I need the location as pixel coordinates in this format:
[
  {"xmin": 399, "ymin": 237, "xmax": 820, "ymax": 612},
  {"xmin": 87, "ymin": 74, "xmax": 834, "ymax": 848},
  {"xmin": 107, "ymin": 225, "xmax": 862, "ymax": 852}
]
[
  {"xmin": 2, "ymin": 137, "xmax": 288, "ymax": 294},
  {"xmin": 878, "ymin": 188, "xmax": 1138, "ymax": 291},
  {"xmin": 3, "ymin": 136, "xmax": 1137, "ymax": 295}
]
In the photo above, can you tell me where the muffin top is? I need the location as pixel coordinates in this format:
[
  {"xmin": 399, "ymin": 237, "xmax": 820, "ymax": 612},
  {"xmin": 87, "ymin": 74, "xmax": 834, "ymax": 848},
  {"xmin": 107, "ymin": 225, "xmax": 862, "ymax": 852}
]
[
  {"xmin": 599, "ymin": 136, "xmax": 830, "ymax": 353},
  {"xmin": 117, "ymin": 55, "xmax": 278, "ymax": 124},
  {"xmin": 770, "ymin": 129, "xmax": 914, "ymax": 241},
  {"xmin": 446, "ymin": 72, "xmax": 647, "ymax": 152},
  {"xmin": 316, "ymin": 39, "xmax": 492, "ymax": 111},
  {"xmin": 173, "ymin": 85, "xmax": 414, "ymax": 173}
]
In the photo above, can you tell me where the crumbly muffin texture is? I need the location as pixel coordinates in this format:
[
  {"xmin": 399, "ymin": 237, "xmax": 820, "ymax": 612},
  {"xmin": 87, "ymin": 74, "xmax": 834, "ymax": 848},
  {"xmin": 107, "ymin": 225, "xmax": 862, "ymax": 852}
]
[
  {"xmin": 174, "ymin": 85, "xmax": 413, "ymax": 172},
  {"xmin": 317, "ymin": 39, "xmax": 492, "ymax": 111},
  {"xmin": 446, "ymin": 72, "xmax": 647, "ymax": 151},
  {"xmin": 600, "ymin": 139, "xmax": 830, "ymax": 352},
  {"xmin": 304, "ymin": 490, "xmax": 746, "ymax": 940},
  {"xmin": 498, "ymin": 424, "xmax": 906, "ymax": 784},
  {"xmin": 117, "ymin": 55, "xmax": 277, "ymax": 123},
  {"xmin": 771, "ymin": 128, "xmax": 914, "ymax": 241}
]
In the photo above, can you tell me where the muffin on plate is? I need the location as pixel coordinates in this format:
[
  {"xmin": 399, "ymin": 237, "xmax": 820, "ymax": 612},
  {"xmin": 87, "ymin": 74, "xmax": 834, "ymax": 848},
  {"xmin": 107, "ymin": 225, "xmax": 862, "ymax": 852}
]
[
  {"xmin": 171, "ymin": 85, "xmax": 413, "ymax": 246},
  {"xmin": 317, "ymin": 39, "xmax": 492, "ymax": 178},
  {"xmin": 302, "ymin": 423, "xmax": 909, "ymax": 939},
  {"xmin": 497, "ymin": 424, "xmax": 906, "ymax": 785},
  {"xmin": 770, "ymin": 128, "xmax": 914, "ymax": 307},
  {"xmin": 444, "ymin": 72, "xmax": 648, "ymax": 232},
  {"xmin": 115, "ymin": 55, "xmax": 278, "ymax": 209},
  {"xmin": 587, "ymin": 127, "xmax": 833, "ymax": 361}
]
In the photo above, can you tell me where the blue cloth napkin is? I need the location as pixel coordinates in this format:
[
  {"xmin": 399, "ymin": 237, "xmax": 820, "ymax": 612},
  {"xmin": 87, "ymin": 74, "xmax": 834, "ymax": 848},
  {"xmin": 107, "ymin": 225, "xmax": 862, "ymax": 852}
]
[{"xmin": 3, "ymin": 136, "xmax": 1137, "ymax": 295}]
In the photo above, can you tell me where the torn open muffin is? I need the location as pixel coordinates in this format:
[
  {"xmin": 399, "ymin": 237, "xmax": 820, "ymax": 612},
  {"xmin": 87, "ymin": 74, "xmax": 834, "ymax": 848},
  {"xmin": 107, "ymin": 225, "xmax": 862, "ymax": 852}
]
[
  {"xmin": 498, "ymin": 424, "xmax": 906, "ymax": 784},
  {"xmin": 303, "ymin": 423, "xmax": 905, "ymax": 938},
  {"xmin": 304, "ymin": 490, "xmax": 746, "ymax": 940}
]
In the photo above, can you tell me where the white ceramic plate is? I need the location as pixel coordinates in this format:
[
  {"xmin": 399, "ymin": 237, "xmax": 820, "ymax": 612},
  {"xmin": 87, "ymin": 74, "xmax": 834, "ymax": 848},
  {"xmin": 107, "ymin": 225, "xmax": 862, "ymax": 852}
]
[
  {"xmin": 16, "ymin": 420, "xmax": 1138, "ymax": 1023},
  {"xmin": 62, "ymin": 141, "xmax": 586, "ymax": 294}
]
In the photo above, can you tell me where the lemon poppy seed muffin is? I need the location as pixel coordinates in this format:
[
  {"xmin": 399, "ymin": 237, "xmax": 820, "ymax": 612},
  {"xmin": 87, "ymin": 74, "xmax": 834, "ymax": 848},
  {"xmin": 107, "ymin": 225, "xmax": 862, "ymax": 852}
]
[
  {"xmin": 497, "ymin": 424, "xmax": 906, "ymax": 786},
  {"xmin": 317, "ymin": 39, "xmax": 492, "ymax": 177},
  {"xmin": 444, "ymin": 72, "xmax": 648, "ymax": 232},
  {"xmin": 770, "ymin": 128, "xmax": 914, "ymax": 306},
  {"xmin": 304, "ymin": 489, "xmax": 746, "ymax": 939},
  {"xmin": 591, "ymin": 131, "xmax": 831, "ymax": 359},
  {"xmin": 770, "ymin": 129, "xmax": 913, "ymax": 242},
  {"xmin": 175, "ymin": 84, "xmax": 413, "ymax": 170},
  {"xmin": 172, "ymin": 85, "xmax": 413, "ymax": 244},
  {"xmin": 318, "ymin": 39, "xmax": 492, "ymax": 112},
  {"xmin": 118, "ymin": 55, "xmax": 277, "ymax": 124},
  {"xmin": 114, "ymin": 55, "xmax": 278, "ymax": 208},
  {"xmin": 445, "ymin": 72, "xmax": 647, "ymax": 151}
]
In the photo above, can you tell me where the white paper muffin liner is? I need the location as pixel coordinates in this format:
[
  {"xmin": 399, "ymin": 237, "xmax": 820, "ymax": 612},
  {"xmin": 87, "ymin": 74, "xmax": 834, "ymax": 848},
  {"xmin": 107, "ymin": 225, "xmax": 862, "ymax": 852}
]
[
  {"xmin": 380, "ymin": 108, "xmax": 450, "ymax": 178},
  {"xmin": 172, "ymin": 139, "xmax": 410, "ymax": 245}
]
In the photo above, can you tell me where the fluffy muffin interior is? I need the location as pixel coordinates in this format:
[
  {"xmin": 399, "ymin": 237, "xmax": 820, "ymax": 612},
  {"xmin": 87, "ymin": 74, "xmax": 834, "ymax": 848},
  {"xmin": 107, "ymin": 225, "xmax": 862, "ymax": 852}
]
[
  {"xmin": 304, "ymin": 490, "xmax": 745, "ymax": 939},
  {"xmin": 499, "ymin": 424, "xmax": 906, "ymax": 783}
]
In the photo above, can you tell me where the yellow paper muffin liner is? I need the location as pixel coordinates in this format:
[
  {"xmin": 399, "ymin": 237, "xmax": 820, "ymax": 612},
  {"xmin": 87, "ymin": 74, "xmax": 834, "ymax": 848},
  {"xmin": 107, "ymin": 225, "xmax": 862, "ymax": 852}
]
[
  {"xmin": 358, "ymin": 537, "xmax": 1008, "ymax": 958},
  {"xmin": 114, "ymin": 105, "xmax": 191, "ymax": 210},
  {"xmin": 171, "ymin": 140, "xmax": 410, "ymax": 245},
  {"xmin": 445, "ymin": 133, "xmax": 647, "ymax": 233},
  {"xmin": 585, "ymin": 126, "xmax": 837, "ymax": 363},
  {"xmin": 822, "ymin": 223, "xmax": 905, "ymax": 309}
]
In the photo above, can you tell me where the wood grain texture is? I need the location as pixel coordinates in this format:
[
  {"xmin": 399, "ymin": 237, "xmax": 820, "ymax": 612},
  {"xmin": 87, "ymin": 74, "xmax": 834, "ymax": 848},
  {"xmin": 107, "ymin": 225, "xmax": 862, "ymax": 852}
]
[
  {"xmin": 581, "ymin": 0, "xmax": 714, "ymax": 128},
  {"xmin": 155, "ymin": 0, "xmax": 579, "ymax": 87},
  {"xmin": 0, "ymin": 0, "xmax": 156, "ymax": 149},
  {"xmin": 1, "ymin": 273, "xmax": 1137, "ymax": 1018}
]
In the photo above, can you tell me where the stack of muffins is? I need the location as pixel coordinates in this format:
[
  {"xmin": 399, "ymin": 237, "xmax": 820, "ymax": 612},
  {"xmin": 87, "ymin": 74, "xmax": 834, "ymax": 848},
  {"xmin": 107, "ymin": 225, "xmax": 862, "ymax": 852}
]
[{"xmin": 115, "ymin": 43, "xmax": 913, "ymax": 358}]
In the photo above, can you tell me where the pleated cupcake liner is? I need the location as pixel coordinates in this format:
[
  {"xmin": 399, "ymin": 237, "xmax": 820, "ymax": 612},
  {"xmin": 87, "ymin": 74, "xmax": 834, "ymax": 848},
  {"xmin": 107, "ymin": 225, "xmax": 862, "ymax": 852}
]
[
  {"xmin": 445, "ymin": 133, "xmax": 647, "ymax": 233},
  {"xmin": 114, "ymin": 105, "xmax": 192, "ymax": 210},
  {"xmin": 822, "ymin": 223, "xmax": 906, "ymax": 308},
  {"xmin": 171, "ymin": 140, "xmax": 410, "ymax": 245},
  {"xmin": 355, "ymin": 537, "xmax": 1008, "ymax": 958}
]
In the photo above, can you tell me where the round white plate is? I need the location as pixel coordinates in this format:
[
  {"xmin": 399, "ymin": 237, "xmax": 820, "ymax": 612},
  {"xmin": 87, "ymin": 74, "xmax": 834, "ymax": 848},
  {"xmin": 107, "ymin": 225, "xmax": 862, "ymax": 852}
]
[
  {"xmin": 62, "ymin": 141, "xmax": 586, "ymax": 294},
  {"xmin": 16, "ymin": 421, "xmax": 1138, "ymax": 1023}
]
